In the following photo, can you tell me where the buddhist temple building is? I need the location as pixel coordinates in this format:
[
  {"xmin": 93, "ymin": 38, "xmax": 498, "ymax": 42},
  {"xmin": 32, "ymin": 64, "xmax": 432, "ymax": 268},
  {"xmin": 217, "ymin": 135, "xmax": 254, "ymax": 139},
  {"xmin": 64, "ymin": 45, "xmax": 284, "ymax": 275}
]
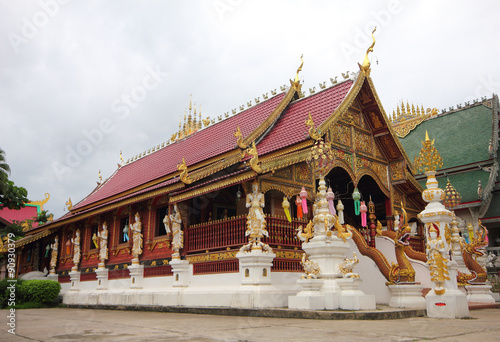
[
  {"xmin": 5, "ymin": 46, "xmax": 453, "ymax": 308},
  {"xmin": 395, "ymin": 96, "xmax": 500, "ymax": 256}
]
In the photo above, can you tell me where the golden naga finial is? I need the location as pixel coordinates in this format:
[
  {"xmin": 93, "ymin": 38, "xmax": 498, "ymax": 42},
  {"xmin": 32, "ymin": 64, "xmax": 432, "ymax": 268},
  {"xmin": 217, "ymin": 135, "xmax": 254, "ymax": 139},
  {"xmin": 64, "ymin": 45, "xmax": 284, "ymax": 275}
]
[
  {"xmin": 234, "ymin": 126, "xmax": 247, "ymax": 149},
  {"xmin": 360, "ymin": 27, "xmax": 377, "ymax": 75},
  {"xmin": 246, "ymin": 141, "xmax": 262, "ymax": 173},
  {"xmin": 177, "ymin": 157, "xmax": 193, "ymax": 184},
  {"xmin": 305, "ymin": 112, "xmax": 321, "ymax": 141},
  {"xmin": 414, "ymin": 131, "xmax": 443, "ymax": 173},
  {"xmin": 294, "ymin": 54, "xmax": 304, "ymax": 84},
  {"xmin": 120, "ymin": 150, "xmax": 124, "ymax": 165},
  {"xmin": 290, "ymin": 54, "xmax": 304, "ymax": 91},
  {"xmin": 66, "ymin": 198, "xmax": 73, "ymax": 211},
  {"xmin": 29, "ymin": 193, "xmax": 50, "ymax": 211},
  {"xmin": 202, "ymin": 116, "xmax": 210, "ymax": 127},
  {"xmin": 98, "ymin": 169, "xmax": 103, "ymax": 184}
]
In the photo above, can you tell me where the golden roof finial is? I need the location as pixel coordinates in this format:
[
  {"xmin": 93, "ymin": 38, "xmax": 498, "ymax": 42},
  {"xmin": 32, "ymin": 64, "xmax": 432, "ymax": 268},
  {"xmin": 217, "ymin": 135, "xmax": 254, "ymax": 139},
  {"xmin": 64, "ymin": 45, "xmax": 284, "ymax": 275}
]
[
  {"xmin": 120, "ymin": 150, "xmax": 124, "ymax": 165},
  {"xmin": 198, "ymin": 105, "xmax": 202, "ymax": 130},
  {"xmin": 29, "ymin": 193, "xmax": 50, "ymax": 211},
  {"xmin": 66, "ymin": 198, "xmax": 73, "ymax": 211},
  {"xmin": 361, "ymin": 27, "xmax": 377, "ymax": 74},
  {"xmin": 189, "ymin": 94, "xmax": 192, "ymax": 111},
  {"xmin": 98, "ymin": 169, "xmax": 102, "ymax": 183},
  {"xmin": 414, "ymin": 131, "xmax": 443, "ymax": 173},
  {"xmin": 294, "ymin": 54, "xmax": 304, "ymax": 84}
]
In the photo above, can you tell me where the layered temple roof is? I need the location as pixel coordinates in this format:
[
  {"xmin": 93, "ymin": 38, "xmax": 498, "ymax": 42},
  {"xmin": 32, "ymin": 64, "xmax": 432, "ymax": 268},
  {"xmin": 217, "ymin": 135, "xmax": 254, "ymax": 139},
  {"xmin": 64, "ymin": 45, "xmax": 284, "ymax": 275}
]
[
  {"xmin": 399, "ymin": 96, "xmax": 499, "ymax": 211},
  {"xmin": 19, "ymin": 54, "xmax": 426, "ymax": 238}
]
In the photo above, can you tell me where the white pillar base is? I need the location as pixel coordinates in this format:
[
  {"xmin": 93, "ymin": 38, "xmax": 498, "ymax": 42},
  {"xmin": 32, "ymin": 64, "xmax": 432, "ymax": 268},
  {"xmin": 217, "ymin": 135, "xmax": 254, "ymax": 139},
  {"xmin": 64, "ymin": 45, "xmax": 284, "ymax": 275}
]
[
  {"xmin": 465, "ymin": 284, "xmax": 495, "ymax": 303},
  {"xmin": 426, "ymin": 289, "xmax": 469, "ymax": 318},
  {"xmin": 69, "ymin": 271, "xmax": 81, "ymax": 291},
  {"xmin": 288, "ymin": 278, "xmax": 325, "ymax": 310},
  {"xmin": 388, "ymin": 284, "xmax": 426, "ymax": 309},
  {"xmin": 96, "ymin": 268, "xmax": 109, "ymax": 290},
  {"xmin": 170, "ymin": 259, "xmax": 190, "ymax": 287},
  {"xmin": 46, "ymin": 273, "xmax": 58, "ymax": 282},
  {"xmin": 128, "ymin": 264, "xmax": 144, "ymax": 289},
  {"xmin": 236, "ymin": 249, "xmax": 275, "ymax": 285},
  {"xmin": 337, "ymin": 278, "xmax": 376, "ymax": 310}
]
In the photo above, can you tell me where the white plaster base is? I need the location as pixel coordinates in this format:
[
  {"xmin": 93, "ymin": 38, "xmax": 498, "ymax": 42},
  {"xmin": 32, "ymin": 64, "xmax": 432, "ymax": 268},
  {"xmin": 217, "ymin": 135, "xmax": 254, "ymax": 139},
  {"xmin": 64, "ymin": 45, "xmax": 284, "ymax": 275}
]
[
  {"xmin": 388, "ymin": 284, "xmax": 426, "ymax": 309},
  {"xmin": 96, "ymin": 268, "xmax": 109, "ymax": 290},
  {"xmin": 426, "ymin": 289, "xmax": 469, "ymax": 318},
  {"xmin": 46, "ymin": 273, "xmax": 58, "ymax": 282},
  {"xmin": 337, "ymin": 278, "xmax": 376, "ymax": 310},
  {"xmin": 128, "ymin": 264, "xmax": 144, "ymax": 289},
  {"xmin": 69, "ymin": 271, "xmax": 81, "ymax": 291},
  {"xmin": 465, "ymin": 284, "xmax": 495, "ymax": 303},
  {"xmin": 236, "ymin": 250, "xmax": 275, "ymax": 285},
  {"xmin": 288, "ymin": 278, "xmax": 325, "ymax": 310},
  {"xmin": 170, "ymin": 259, "xmax": 190, "ymax": 287}
]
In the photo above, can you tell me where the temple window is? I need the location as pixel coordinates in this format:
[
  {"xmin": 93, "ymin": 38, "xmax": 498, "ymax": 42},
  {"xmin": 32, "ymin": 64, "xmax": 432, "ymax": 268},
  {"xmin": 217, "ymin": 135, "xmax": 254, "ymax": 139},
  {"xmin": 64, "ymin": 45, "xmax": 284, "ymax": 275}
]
[
  {"xmin": 156, "ymin": 206, "xmax": 168, "ymax": 237},
  {"xmin": 119, "ymin": 217, "xmax": 129, "ymax": 244},
  {"xmin": 89, "ymin": 225, "xmax": 98, "ymax": 250}
]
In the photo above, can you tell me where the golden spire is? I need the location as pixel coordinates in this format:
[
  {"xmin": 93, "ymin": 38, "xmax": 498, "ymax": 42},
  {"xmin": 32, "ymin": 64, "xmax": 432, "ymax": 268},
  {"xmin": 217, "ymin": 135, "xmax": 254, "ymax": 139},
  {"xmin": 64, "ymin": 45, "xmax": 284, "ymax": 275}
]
[
  {"xmin": 361, "ymin": 27, "xmax": 377, "ymax": 75},
  {"xmin": 414, "ymin": 131, "xmax": 443, "ymax": 173},
  {"xmin": 189, "ymin": 94, "xmax": 192, "ymax": 111},
  {"xmin": 198, "ymin": 105, "xmax": 202, "ymax": 130},
  {"xmin": 120, "ymin": 150, "xmax": 124, "ymax": 165}
]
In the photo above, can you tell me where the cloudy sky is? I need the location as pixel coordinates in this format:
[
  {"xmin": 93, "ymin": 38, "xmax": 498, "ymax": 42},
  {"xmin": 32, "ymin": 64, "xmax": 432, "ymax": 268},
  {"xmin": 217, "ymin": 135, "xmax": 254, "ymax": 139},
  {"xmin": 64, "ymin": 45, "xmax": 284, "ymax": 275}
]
[{"xmin": 1, "ymin": 0, "xmax": 499, "ymax": 219}]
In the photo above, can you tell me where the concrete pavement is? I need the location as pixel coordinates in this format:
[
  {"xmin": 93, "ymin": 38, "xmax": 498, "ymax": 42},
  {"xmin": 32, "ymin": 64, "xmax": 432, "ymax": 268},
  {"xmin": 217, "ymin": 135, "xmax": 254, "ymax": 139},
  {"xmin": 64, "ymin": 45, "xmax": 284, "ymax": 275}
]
[{"xmin": 1, "ymin": 307, "xmax": 499, "ymax": 341}]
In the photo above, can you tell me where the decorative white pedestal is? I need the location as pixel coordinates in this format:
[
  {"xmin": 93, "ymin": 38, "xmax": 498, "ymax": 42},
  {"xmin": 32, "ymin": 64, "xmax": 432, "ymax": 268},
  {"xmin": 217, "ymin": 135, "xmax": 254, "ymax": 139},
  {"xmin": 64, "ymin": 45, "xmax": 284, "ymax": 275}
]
[
  {"xmin": 128, "ymin": 264, "xmax": 144, "ymax": 289},
  {"xmin": 288, "ymin": 278, "xmax": 325, "ymax": 310},
  {"xmin": 69, "ymin": 271, "xmax": 81, "ymax": 291},
  {"xmin": 426, "ymin": 289, "xmax": 469, "ymax": 318},
  {"xmin": 465, "ymin": 284, "xmax": 495, "ymax": 303},
  {"xmin": 96, "ymin": 268, "xmax": 109, "ymax": 290},
  {"xmin": 337, "ymin": 278, "xmax": 376, "ymax": 310},
  {"xmin": 388, "ymin": 284, "xmax": 426, "ymax": 309},
  {"xmin": 170, "ymin": 259, "xmax": 190, "ymax": 287},
  {"xmin": 236, "ymin": 250, "xmax": 275, "ymax": 285},
  {"xmin": 302, "ymin": 237, "xmax": 350, "ymax": 310},
  {"xmin": 47, "ymin": 273, "xmax": 58, "ymax": 282}
]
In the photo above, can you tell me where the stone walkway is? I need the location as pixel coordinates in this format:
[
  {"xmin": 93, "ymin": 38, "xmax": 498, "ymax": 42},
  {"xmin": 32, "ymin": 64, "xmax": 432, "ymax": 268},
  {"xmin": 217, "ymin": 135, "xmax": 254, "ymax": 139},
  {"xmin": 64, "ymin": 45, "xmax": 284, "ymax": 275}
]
[{"xmin": 1, "ymin": 307, "xmax": 499, "ymax": 341}]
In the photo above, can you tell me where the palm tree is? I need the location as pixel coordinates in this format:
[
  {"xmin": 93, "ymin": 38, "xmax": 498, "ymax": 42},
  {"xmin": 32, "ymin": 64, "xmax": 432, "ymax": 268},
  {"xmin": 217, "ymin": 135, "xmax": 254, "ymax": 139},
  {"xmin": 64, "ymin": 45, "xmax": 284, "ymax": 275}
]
[{"xmin": 0, "ymin": 147, "xmax": 10, "ymax": 176}]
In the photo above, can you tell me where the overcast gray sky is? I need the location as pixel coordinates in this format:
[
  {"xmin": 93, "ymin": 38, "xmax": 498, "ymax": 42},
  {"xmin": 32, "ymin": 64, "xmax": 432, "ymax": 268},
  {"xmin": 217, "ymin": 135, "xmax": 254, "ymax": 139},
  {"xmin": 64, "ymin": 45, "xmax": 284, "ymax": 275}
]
[{"xmin": 1, "ymin": 0, "xmax": 499, "ymax": 220}]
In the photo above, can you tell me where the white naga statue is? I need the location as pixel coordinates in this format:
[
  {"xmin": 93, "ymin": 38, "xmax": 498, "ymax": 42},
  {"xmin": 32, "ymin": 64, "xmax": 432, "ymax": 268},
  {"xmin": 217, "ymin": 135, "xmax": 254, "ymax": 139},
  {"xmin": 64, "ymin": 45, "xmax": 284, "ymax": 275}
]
[
  {"xmin": 49, "ymin": 236, "xmax": 58, "ymax": 274},
  {"xmin": 98, "ymin": 222, "xmax": 109, "ymax": 267},
  {"xmin": 240, "ymin": 181, "xmax": 271, "ymax": 252},
  {"xmin": 71, "ymin": 229, "xmax": 81, "ymax": 271},
  {"xmin": 131, "ymin": 212, "xmax": 143, "ymax": 262},
  {"xmin": 170, "ymin": 204, "xmax": 183, "ymax": 259}
]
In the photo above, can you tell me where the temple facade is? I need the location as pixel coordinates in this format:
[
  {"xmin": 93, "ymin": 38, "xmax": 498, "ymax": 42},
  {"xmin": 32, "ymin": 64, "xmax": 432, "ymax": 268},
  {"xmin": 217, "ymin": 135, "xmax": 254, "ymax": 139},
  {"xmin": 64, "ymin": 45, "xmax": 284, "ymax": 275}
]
[{"xmin": 6, "ymin": 52, "xmax": 437, "ymax": 308}]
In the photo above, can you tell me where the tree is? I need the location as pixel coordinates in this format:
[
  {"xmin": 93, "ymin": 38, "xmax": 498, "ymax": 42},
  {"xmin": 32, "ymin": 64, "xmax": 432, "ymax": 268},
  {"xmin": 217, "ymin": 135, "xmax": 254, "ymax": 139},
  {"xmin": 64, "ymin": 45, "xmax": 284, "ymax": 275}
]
[{"xmin": 0, "ymin": 147, "xmax": 28, "ymax": 210}]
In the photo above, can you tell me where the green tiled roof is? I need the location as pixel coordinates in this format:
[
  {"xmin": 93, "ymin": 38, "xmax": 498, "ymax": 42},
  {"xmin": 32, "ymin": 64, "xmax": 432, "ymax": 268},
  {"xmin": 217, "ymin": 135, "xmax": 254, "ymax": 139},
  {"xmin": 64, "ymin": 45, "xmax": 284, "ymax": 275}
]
[
  {"xmin": 483, "ymin": 192, "xmax": 500, "ymax": 218},
  {"xmin": 399, "ymin": 104, "xmax": 493, "ymax": 169},
  {"xmin": 417, "ymin": 169, "xmax": 490, "ymax": 204}
]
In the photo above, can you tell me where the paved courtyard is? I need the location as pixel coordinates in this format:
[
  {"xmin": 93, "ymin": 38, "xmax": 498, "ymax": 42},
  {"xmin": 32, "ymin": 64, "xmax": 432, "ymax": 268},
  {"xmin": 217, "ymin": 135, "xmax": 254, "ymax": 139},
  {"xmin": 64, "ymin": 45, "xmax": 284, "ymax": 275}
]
[{"xmin": 1, "ymin": 307, "xmax": 499, "ymax": 342}]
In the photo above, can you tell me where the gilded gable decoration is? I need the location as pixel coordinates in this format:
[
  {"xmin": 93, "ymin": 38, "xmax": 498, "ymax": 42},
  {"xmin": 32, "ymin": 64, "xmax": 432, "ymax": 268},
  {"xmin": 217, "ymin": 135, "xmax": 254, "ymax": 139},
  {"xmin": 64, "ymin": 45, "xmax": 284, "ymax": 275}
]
[
  {"xmin": 246, "ymin": 141, "xmax": 262, "ymax": 173},
  {"xmin": 234, "ymin": 126, "xmax": 247, "ymax": 149},
  {"xmin": 330, "ymin": 124, "xmax": 351, "ymax": 147},
  {"xmin": 177, "ymin": 157, "xmax": 193, "ymax": 184},
  {"xmin": 305, "ymin": 112, "xmax": 321, "ymax": 141},
  {"xmin": 354, "ymin": 130, "xmax": 372, "ymax": 154},
  {"xmin": 390, "ymin": 101, "xmax": 438, "ymax": 138}
]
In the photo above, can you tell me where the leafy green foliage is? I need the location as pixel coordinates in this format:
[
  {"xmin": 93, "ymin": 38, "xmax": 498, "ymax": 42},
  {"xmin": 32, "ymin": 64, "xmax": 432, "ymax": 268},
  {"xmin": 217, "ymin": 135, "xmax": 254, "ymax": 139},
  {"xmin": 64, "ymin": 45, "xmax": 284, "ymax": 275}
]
[
  {"xmin": 0, "ymin": 172, "xmax": 28, "ymax": 210},
  {"xmin": 18, "ymin": 280, "xmax": 61, "ymax": 305},
  {"xmin": 0, "ymin": 279, "xmax": 61, "ymax": 308}
]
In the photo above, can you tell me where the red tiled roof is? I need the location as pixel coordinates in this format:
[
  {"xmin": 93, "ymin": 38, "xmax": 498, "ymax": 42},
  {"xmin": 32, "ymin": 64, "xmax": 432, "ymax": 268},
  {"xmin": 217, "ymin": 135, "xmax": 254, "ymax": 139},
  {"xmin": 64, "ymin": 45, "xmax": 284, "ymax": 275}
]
[
  {"xmin": 72, "ymin": 93, "xmax": 287, "ymax": 210},
  {"xmin": 257, "ymin": 80, "xmax": 354, "ymax": 156},
  {"xmin": 0, "ymin": 205, "xmax": 39, "ymax": 226}
]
